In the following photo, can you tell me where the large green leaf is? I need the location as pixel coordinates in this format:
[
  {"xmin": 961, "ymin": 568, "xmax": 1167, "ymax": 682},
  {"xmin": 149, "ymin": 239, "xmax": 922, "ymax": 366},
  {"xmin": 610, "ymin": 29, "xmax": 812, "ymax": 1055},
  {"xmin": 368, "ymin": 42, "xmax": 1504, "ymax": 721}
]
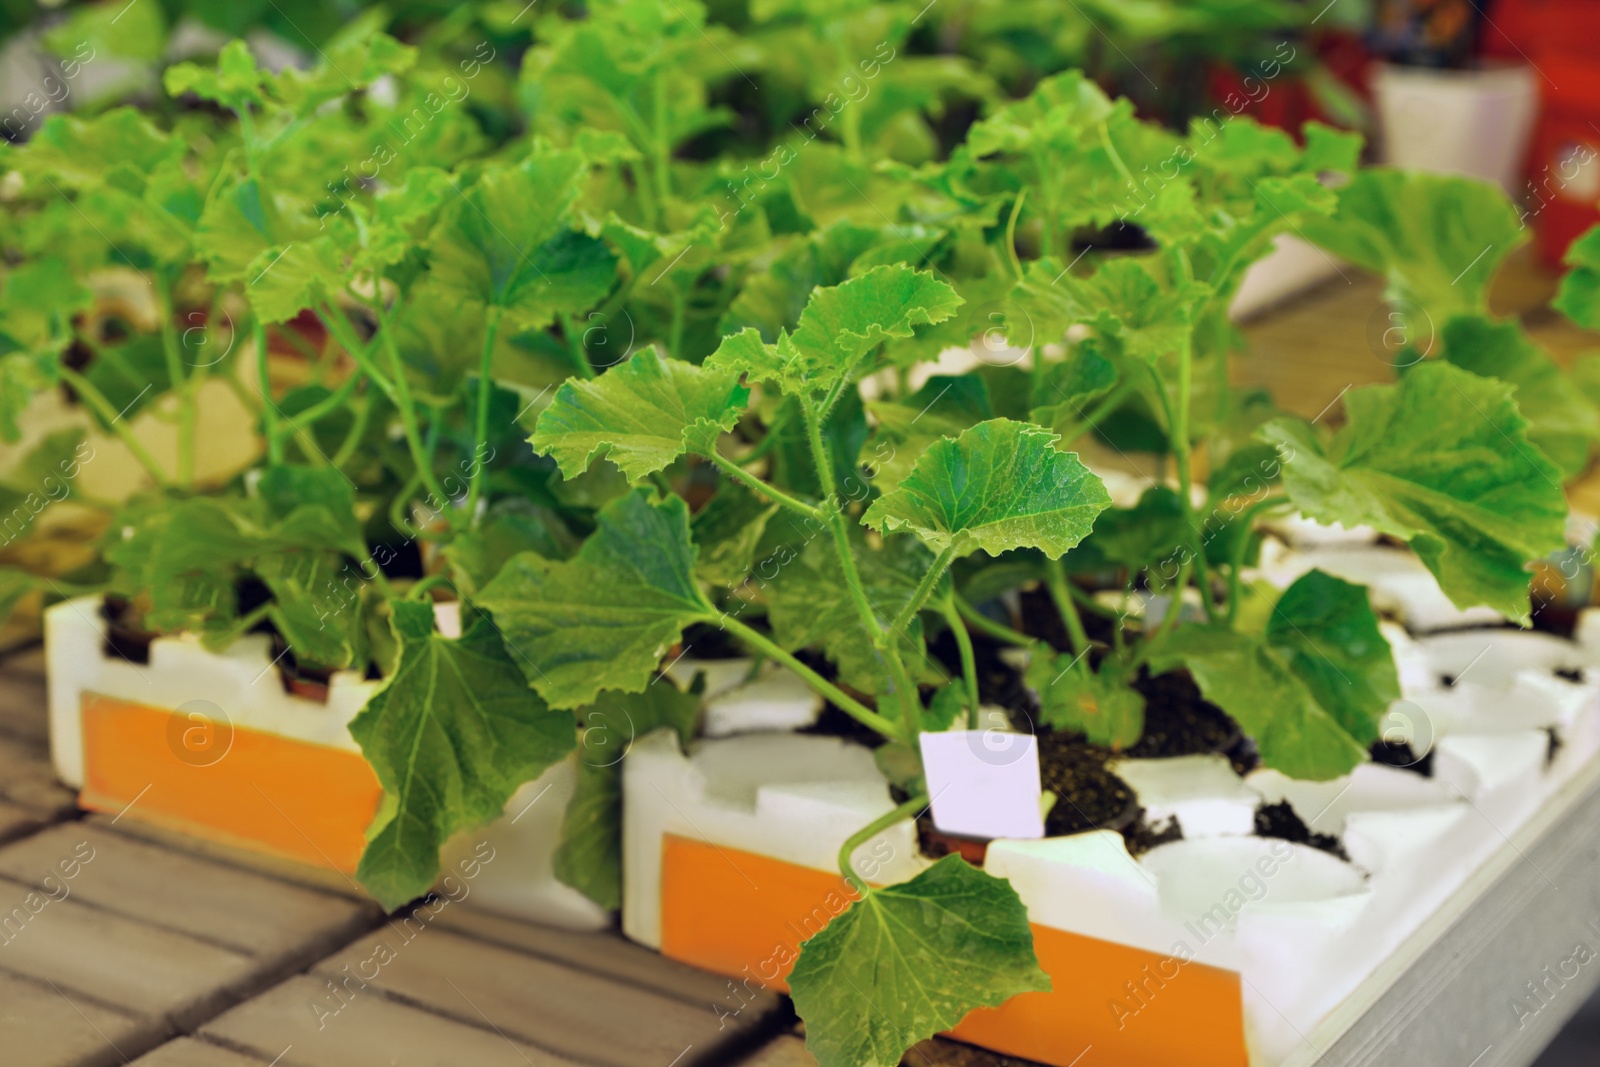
[
  {"xmin": 1300, "ymin": 169, "xmax": 1525, "ymax": 328},
  {"xmin": 531, "ymin": 348, "xmax": 749, "ymax": 480},
  {"xmin": 424, "ymin": 151, "xmax": 617, "ymax": 332},
  {"xmin": 1439, "ymin": 315, "xmax": 1600, "ymax": 478},
  {"xmin": 1151, "ymin": 623, "xmax": 1371, "ymax": 781},
  {"xmin": 353, "ymin": 602, "xmax": 576, "ymax": 910},
  {"xmin": 476, "ymin": 491, "xmax": 713, "ymax": 708},
  {"xmin": 788, "ymin": 855, "xmax": 1050, "ymax": 1067},
  {"xmin": 707, "ymin": 265, "xmax": 961, "ymax": 397},
  {"xmin": 552, "ymin": 682, "xmax": 700, "ymax": 910},
  {"xmin": 1265, "ymin": 569, "xmax": 1398, "ymax": 748},
  {"xmin": 1261, "ymin": 362, "xmax": 1566, "ymax": 622},
  {"xmin": 862, "ymin": 418, "xmax": 1111, "ymax": 559}
]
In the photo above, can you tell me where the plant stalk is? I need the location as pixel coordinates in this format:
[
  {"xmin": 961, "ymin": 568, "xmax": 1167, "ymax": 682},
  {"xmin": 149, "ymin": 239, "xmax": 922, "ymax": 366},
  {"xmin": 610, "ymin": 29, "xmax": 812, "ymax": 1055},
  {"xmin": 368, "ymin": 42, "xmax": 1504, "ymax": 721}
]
[
  {"xmin": 838, "ymin": 794, "xmax": 927, "ymax": 894},
  {"xmin": 717, "ymin": 615, "xmax": 899, "ymax": 740},
  {"xmin": 465, "ymin": 306, "xmax": 504, "ymax": 528},
  {"xmin": 938, "ymin": 597, "xmax": 982, "ymax": 728},
  {"xmin": 59, "ymin": 368, "xmax": 170, "ymax": 486}
]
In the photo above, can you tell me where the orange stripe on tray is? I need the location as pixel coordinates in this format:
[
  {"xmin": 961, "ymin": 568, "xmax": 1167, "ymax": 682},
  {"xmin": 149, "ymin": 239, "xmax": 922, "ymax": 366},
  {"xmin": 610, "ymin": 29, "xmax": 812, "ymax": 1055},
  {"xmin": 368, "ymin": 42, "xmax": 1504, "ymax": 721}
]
[
  {"xmin": 78, "ymin": 692, "xmax": 384, "ymax": 873},
  {"xmin": 660, "ymin": 833, "xmax": 1248, "ymax": 1067}
]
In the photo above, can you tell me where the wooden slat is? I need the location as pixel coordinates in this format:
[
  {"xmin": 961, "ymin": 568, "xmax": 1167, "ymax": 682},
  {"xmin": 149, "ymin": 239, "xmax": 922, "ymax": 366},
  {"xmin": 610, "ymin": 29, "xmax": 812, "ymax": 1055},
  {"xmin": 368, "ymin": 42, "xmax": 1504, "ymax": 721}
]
[
  {"xmin": 129, "ymin": 1038, "xmax": 267, "ymax": 1066},
  {"xmin": 434, "ymin": 904, "xmax": 782, "ymax": 1013},
  {"xmin": 200, "ymin": 975, "xmax": 578, "ymax": 1067},
  {"xmin": 0, "ymin": 825, "xmax": 377, "ymax": 963},
  {"xmin": 0, "ymin": 876, "xmax": 258, "ymax": 1030},
  {"xmin": 0, "ymin": 971, "xmax": 160, "ymax": 1067},
  {"xmin": 312, "ymin": 925, "xmax": 770, "ymax": 1067}
]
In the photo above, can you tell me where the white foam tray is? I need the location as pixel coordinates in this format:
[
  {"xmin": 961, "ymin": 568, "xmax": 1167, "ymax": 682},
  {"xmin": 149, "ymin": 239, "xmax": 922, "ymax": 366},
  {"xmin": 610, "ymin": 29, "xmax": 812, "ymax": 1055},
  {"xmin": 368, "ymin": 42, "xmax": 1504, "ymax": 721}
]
[
  {"xmin": 43, "ymin": 595, "xmax": 608, "ymax": 930},
  {"xmin": 621, "ymin": 613, "xmax": 1600, "ymax": 1066}
]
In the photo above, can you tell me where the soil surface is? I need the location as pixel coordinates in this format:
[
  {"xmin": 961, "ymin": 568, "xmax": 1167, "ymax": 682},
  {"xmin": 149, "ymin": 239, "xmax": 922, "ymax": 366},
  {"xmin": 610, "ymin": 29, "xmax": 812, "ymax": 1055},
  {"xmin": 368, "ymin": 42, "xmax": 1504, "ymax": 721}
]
[
  {"xmin": 1254, "ymin": 800, "xmax": 1348, "ymax": 861},
  {"xmin": 1036, "ymin": 729, "xmax": 1138, "ymax": 836},
  {"xmin": 1369, "ymin": 738, "xmax": 1434, "ymax": 777}
]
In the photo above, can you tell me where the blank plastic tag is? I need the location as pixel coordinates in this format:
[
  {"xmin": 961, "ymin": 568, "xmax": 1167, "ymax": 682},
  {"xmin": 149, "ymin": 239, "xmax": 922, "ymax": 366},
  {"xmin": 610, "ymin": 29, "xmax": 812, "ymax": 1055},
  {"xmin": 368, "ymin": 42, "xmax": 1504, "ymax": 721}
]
[{"xmin": 919, "ymin": 729, "xmax": 1045, "ymax": 840}]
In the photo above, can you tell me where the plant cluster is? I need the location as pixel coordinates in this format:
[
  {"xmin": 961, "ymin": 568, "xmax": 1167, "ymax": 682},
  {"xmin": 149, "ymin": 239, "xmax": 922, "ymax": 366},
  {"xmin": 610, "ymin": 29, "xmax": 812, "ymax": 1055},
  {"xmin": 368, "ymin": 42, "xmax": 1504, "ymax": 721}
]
[{"xmin": 0, "ymin": 4, "xmax": 1595, "ymax": 1066}]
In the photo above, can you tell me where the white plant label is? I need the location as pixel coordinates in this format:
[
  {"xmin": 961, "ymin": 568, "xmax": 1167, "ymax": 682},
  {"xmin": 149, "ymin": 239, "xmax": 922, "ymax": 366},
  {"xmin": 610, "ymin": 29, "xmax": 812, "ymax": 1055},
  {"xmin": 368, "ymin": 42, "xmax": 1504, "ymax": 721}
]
[{"xmin": 919, "ymin": 728, "xmax": 1045, "ymax": 841}]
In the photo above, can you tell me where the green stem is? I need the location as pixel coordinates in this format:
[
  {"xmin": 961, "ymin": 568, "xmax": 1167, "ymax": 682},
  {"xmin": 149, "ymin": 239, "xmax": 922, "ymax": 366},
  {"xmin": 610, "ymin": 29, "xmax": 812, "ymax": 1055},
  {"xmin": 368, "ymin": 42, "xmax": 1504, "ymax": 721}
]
[
  {"xmin": 938, "ymin": 597, "xmax": 981, "ymax": 728},
  {"xmin": 154, "ymin": 274, "xmax": 195, "ymax": 485},
  {"xmin": 1004, "ymin": 190, "xmax": 1027, "ymax": 281},
  {"xmin": 285, "ymin": 368, "xmax": 363, "ymax": 432},
  {"xmin": 889, "ymin": 543, "xmax": 957, "ymax": 636},
  {"xmin": 954, "ymin": 596, "xmax": 1034, "ymax": 648},
  {"xmin": 356, "ymin": 303, "xmax": 453, "ymax": 516},
  {"xmin": 465, "ymin": 306, "xmax": 504, "ymax": 528},
  {"xmin": 59, "ymin": 368, "xmax": 169, "ymax": 486},
  {"xmin": 1224, "ymin": 494, "xmax": 1287, "ymax": 626},
  {"xmin": 838, "ymin": 795, "xmax": 927, "ymax": 893},
  {"xmin": 254, "ymin": 319, "xmax": 284, "ymax": 465},
  {"xmin": 214, "ymin": 602, "xmax": 273, "ymax": 648},
  {"xmin": 652, "ymin": 71, "xmax": 673, "ymax": 209},
  {"xmin": 331, "ymin": 391, "xmax": 374, "ymax": 468},
  {"xmin": 802, "ymin": 396, "xmax": 922, "ymax": 733},
  {"xmin": 317, "ymin": 303, "xmax": 394, "ymax": 398},
  {"xmin": 1131, "ymin": 560, "xmax": 1190, "ymax": 671},
  {"xmin": 1044, "ymin": 557, "xmax": 1091, "ymax": 656},
  {"xmin": 707, "ymin": 451, "xmax": 817, "ymax": 519},
  {"xmin": 718, "ymin": 614, "xmax": 899, "ymax": 741},
  {"xmin": 408, "ymin": 572, "xmax": 455, "ymax": 601}
]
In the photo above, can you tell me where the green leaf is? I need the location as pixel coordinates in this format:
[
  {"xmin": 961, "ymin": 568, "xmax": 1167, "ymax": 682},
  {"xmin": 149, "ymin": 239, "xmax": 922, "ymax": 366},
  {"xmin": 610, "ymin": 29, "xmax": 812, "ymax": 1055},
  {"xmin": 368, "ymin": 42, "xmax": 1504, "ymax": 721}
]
[
  {"xmin": 444, "ymin": 501, "xmax": 572, "ymax": 599},
  {"xmin": 165, "ymin": 40, "xmax": 268, "ymax": 113},
  {"xmin": 476, "ymin": 491, "xmax": 712, "ymax": 708},
  {"xmin": 1074, "ymin": 486, "xmax": 1187, "ymax": 574},
  {"xmin": 763, "ymin": 526, "xmax": 936, "ymax": 696},
  {"xmin": 531, "ymin": 348, "xmax": 749, "ymax": 480},
  {"xmin": 553, "ymin": 681, "xmax": 701, "ymax": 910},
  {"xmin": 1265, "ymin": 570, "xmax": 1398, "ymax": 748},
  {"xmin": 692, "ymin": 481, "xmax": 778, "ymax": 588},
  {"xmin": 865, "ymin": 375, "xmax": 994, "ymax": 493},
  {"xmin": 1261, "ymin": 361, "xmax": 1567, "ymax": 622},
  {"xmin": 1439, "ymin": 315, "xmax": 1600, "ymax": 478},
  {"xmin": 1028, "ymin": 343, "xmax": 1119, "ymax": 436},
  {"xmin": 788, "ymin": 855, "xmax": 1050, "ymax": 1067},
  {"xmin": 708, "ymin": 265, "xmax": 961, "ymax": 396},
  {"xmin": 863, "ymin": 418, "xmax": 1111, "ymax": 559},
  {"xmin": 1022, "ymin": 256, "xmax": 1212, "ymax": 364},
  {"xmin": 1026, "ymin": 657, "xmax": 1146, "ymax": 750},
  {"xmin": 1553, "ymin": 225, "xmax": 1600, "ymax": 331},
  {"xmin": 353, "ymin": 602, "xmax": 576, "ymax": 911},
  {"xmin": 1301, "ymin": 169, "xmax": 1526, "ymax": 327},
  {"xmin": 1151, "ymin": 625, "xmax": 1370, "ymax": 781},
  {"xmin": 425, "ymin": 152, "xmax": 617, "ymax": 332}
]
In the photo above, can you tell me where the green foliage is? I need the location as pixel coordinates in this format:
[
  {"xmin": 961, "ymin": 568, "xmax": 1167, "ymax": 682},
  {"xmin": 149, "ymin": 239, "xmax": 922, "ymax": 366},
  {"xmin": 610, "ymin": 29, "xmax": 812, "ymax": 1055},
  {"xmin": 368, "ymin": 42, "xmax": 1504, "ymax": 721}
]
[
  {"xmin": 1263, "ymin": 363, "xmax": 1567, "ymax": 622},
  {"xmin": 787, "ymin": 855, "xmax": 1050, "ymax": 1067},
  {"xmin": 863, "ymin": 418, "xmax": 1111, "ymax": 559},
  {"xmin": 352, "ymin": 601, "xmax": 576, "ymax": 909},
  {"xmin": 0, "ymin": 17, "xmax": 1583, "ymax": 1066}
]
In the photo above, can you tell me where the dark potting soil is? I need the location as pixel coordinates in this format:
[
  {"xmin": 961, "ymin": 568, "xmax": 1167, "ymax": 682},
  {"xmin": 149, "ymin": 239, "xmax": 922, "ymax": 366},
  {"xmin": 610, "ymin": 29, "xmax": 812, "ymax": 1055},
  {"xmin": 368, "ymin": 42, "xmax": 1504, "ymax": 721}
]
[
  {"xmin": 1036, "ymin": 729, "xmax": 1138, "ymax": 837},
  {"xmin": 1122, "ymin": 810, "xmax": 1184, "ymax": 857},
  {"xmin": 1124, "ymin": 668, "xmax": 1247, "ymax": 764},
  {"xmin": 101, "ymin": 595, "xmax": 154, "ymax": 664},
  {"xmin": 1369, "ymin": 738, "xmax": 1434, "ymax": 777},
  {"xmin": 1253, "ymin": 800, "xmax": 1349, "ymax": 861}
]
